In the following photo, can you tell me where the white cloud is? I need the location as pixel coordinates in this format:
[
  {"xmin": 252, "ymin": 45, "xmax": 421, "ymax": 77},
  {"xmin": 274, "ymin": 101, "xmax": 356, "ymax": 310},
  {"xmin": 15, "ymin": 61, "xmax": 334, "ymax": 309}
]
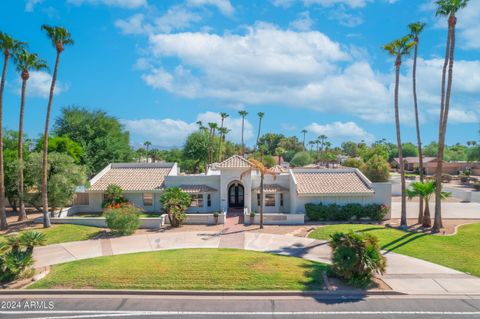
[
  {"xmin": 427, "ymin": 107, "xmax": 480, "ymax": 124},
  {"xmin": 121, "ymin": 112, "xmax": 254, "ymax": 147},
  {"xmin": 18, "ymin": 71, "xmax": 68, "ymax": 98},
  {"xmin": 155, "ymin": 5, "xmax": 202, "ymax": 33},
  {"xmin": 306, "ymin": 121, "xmax": 375, "ymax": 143},
  {"xmin": 328, "ymin": 8, "xmax": 363, "ymax": 27},
  {"xmin": 187, "ymin": 0, "xmax": 234, "ymax": 16},
  {"xmin": 271, "ymin": 0, "xmax": 296, "ymax": 7},
  {"xmin": 304, "ymin": 0, "xmax": 371, "ymax": 8},
  {"xmin": 115, "ymin": 13, "xmax": 146, "ymax": 35},
  {"xmin": 25, "ymin": 0, "xmax": 43, "ymax": 12},
  {"xmin": 67, "ymin": 0, "xmax": 147, "ymax": 9},
  {"xmin": 289, "ymin": 11, "xmax": 314, "ymax": 31}
]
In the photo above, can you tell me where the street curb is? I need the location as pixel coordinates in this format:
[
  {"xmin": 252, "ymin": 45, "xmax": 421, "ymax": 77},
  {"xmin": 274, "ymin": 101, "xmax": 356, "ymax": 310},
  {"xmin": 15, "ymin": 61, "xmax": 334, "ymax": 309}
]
[{"xmin": 0, "ymin": 289, "xmax": 404, "ymax": 297}]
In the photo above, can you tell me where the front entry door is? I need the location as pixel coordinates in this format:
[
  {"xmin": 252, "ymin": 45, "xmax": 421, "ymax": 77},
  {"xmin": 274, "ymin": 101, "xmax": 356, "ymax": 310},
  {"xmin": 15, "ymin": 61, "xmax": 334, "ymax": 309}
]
[{"xmin": 228, "ymin": 184, "xmax": 244, "ymax": 208}]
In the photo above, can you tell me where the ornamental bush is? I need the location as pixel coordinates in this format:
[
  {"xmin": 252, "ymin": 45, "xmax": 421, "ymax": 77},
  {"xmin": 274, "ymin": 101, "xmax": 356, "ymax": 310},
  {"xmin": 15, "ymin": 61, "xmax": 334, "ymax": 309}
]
[
  {"xmin": 329, "ymin": 231, "xmax": 386, "ymax": 288},
  {"xmin": 159, "ymin": 187, "xmax": 191, "ymax": 228},
  {"xmin": 104, "ymin": 204, "xmax": 141, "ymax": 235},
  {"xmin": 362, "ymin": 155, "xmax": 390, "ymax": 182},
  {"xmin": 305, "ymin": 203, "xmax": 389, "ymax": 222},
  {"xmin": 102, "ymin": 184, "xmax": 129, "ymax": 209}
]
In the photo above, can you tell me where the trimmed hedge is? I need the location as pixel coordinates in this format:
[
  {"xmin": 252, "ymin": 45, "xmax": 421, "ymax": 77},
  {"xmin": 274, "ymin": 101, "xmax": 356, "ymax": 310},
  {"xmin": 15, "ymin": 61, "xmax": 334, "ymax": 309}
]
[{"xmin": 305, "ymin": 203, "xmax": 389, "ymax": 222}]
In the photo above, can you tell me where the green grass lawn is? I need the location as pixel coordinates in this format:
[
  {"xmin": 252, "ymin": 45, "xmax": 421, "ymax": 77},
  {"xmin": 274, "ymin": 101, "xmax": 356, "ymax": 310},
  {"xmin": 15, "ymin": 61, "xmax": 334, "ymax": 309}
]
[
  {"xmin": 308, "ymin": 223, "xmax": 480, "ymax": 277},
  {"xmin": 29, "ymin": 248, "xmax": 327, "ymax": 290},
  {"xmin": 0, "ymin": 224, "xmax": 102, "ymax": 245}
]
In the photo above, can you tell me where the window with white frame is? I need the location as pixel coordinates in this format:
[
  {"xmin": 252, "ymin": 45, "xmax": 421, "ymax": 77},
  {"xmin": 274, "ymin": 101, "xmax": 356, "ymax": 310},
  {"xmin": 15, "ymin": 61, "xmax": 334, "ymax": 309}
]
[
  {"xmin": 74, "ymin": 193, "xmax": 89, "ymax": 205},
  {"xmin": 190, "ymin": 194, "xmax": 204, "ymax": 207},
  {"xmin": 265, "ymin": 194, "xmax": 275, "ymax": 207},
  {"xmin": 143, "ymin": 193, "xmax": 153, "ymax": 206}
]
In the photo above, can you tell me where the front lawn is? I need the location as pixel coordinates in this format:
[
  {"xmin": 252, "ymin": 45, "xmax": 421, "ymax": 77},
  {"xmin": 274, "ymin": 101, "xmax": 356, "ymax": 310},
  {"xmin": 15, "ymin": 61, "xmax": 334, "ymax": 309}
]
[
  {"xmin": 308, "ymin": 223, "xmax": 480, "ymax": 277},
  {"xmin": 29, "ymin": 248, "xmax": 327, "ymax": 290},
  {"xmin": 1, "ymin": 224, "xmax": 102, "ymax": 245}
]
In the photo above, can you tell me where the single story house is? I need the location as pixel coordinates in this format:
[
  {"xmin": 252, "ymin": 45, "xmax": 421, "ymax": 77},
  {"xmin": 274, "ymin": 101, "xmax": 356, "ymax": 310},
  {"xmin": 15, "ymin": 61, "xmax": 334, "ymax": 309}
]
[
  {"xmin": 73, "ymin": 155, "xmax": 391, "ymax": 222},
  {"xmin": 392, "ymin": 157, "xmax": 480, "ymax": 175}
]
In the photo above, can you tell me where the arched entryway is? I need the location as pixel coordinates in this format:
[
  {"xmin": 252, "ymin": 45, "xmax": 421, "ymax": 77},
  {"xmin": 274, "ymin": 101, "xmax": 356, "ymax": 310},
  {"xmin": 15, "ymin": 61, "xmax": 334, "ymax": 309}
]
[{"xmin": 228, "ymin": 182, "xmax": 244, "ymax": 208}]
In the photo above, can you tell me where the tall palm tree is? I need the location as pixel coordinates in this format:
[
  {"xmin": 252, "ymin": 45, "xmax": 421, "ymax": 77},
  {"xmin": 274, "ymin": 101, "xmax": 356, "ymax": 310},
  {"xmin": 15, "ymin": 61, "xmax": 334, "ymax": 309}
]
[
  {"xmin": 301, "ymin": 129, "xmax": 308, "ymax": 150},
  {"xmin": 308, "ymin": 140, "xmax": 315, "ymax": 152},
  {"xmin": 143, "ymin": 141, "xmax": 151, "ymax": 162},
  {"xmin": 207, "ymin": 122, "xmax": 218, "ymax": 164},
  {"xmin": 218, "ymin": 127, "xmax": 229, "ymax": 161},
  {"xmin": 240, "ymin": 158, "xmax": 277, "ymax": 229},
  {"xmin": 0, "ymin": 32, "xmax": 23, "ymax": 230},
  {"xmin": 40, "ymin": 25, "xmax": 74, "ymax": 228},
  {"xmin": 433, "ymin": 0, "xmax": 469, "ymax": 233},
  {"xmin": 238, "ymin": 110, "xmax": 248, "ymax": 156},
  {"xmin": 219, "ymin": 113, "xmax": 229, "ymax": 161},
  {"xmin": 255, "ymin": 112, "xmax": 264, "ymax": 151},
  {"xmin": 407, "ymin": 181, "xmax": 451, "ymax": 228},
  {"xmin": 383, "ymin": 35, "xmax": 415, "ymax": 229},
  {"xmin": 13, "ymin": 48, "xmax": 48, "ymax": 221},
  {"xmin": 409, "ymin": 21, "xmax": 427, "ymax": 224}
]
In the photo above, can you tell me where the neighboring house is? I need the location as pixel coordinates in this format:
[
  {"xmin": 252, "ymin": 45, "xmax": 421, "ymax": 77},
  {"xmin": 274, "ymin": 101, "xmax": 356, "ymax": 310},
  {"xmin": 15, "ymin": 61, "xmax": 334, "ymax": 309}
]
[
  {"xmin": 392, "ymin": 157, "xmax": 480, "ymax": 175},
  {"xmin": 73, "ymin": 155, "xmax": 391, "ymax": 220}
]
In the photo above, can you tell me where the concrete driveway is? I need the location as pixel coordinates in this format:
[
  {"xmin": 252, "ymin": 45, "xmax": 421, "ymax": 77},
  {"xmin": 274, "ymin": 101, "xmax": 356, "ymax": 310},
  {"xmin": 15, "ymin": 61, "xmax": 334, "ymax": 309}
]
[
  {"xmin": 32, "ymin": 230, "xmax": 480, "ymax": 295},
  {"xmin": 391, "ymin": 201, "xmax": 480, "ymax": 219}
]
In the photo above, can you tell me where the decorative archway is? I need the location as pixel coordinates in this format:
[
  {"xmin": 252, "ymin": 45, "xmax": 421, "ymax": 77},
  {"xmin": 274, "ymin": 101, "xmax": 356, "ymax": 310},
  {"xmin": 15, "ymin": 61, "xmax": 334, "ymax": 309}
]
[{"xmin": 228, "ymin": 182, "xmax": 244, "ymax": 208}]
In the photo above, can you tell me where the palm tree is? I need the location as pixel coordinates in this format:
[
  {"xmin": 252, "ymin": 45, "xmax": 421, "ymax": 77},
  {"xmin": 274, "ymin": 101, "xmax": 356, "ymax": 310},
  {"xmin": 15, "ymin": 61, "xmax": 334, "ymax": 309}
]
[
  {"xmin": 218, "ymin": 127, "xmax": 229, "ymax": 161},
  {"xmin": 301, "ymin": 129, "xmax": 308, "ymax": 150},
  {"xmin": 274, "ymin": 147, "xmax": 285, "ymax": 165},
  {"xmin": 255, "ymin": 112, "xmax": 264, "ymax": 151},
  {"xmin": 13, "ymin": 48, "xmax": 48, "ymax": 221},
  {"xmin": 219, "ymin": 113, "xmax": 229, "ymax": 161},
  {"xmin": 308, "ymin": 140, "xmax": 315, "ymax": 152},
  {"xmin": 433, "ymin": 0, "xmax": 469, "ymax": 233},
  {"xmin": 407, "ymin": 181, "xmax": 451, "ymax": 228},
  {"xmin": 207, "ymin": 122, "xmax": 218, "ymax": 164},
  {"xmin": 144, "ymin": 141, "xmax": 151, "ymax": 162},
  {"xmin": 240, "ymin": 158, "xmax": 277, "ymax": 229},
  {"xmin": 383, "ymin": 34, "xmax": 415, "ymax": 229},
  {"xmin": 0, "ymin": 32, "xmax": 23, "ymax": 230},
  {"xmin": 40, "ymin": 25, "xmax": 74, "ymax": 228},
  {"xmin": 409, "ymin": 21, "xmax": 427, "ymax": 224},
  {"xmin": 238, "ymin": 110, "xmax": 248, "ymax": 156}
]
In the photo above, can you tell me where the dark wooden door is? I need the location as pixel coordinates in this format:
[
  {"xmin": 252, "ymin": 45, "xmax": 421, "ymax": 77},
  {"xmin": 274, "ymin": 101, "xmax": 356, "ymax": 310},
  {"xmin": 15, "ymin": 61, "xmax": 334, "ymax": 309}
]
[{"xmin": 228, "ymin": 184, "xmax": 244, "ymax": 208}]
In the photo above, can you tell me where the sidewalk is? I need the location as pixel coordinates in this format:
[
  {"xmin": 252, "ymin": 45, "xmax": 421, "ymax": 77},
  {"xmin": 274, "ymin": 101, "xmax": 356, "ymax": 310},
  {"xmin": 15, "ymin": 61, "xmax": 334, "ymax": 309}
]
[{"xmin": 32, "ymin": 231, "xmax": 480, "ymax": 295}]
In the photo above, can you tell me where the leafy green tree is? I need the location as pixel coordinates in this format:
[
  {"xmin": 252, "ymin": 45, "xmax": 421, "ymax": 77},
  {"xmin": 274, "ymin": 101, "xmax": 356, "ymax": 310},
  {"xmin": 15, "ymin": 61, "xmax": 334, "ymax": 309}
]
[
  {"xmin": 262, "ymin": 155, "xmax": 276, "ymax": 168},
  {"xmin": 290, "ymin": 151, "xmax": 313, "ymax": 167},
  {"xmin": 160, "ymin": 187, "xmax": 191, "ymax": 227},
  {"xmin": 359, "ymin": 144, "xmax": 389, "ymax": 162},
  {"xmin": 182, "ymin": 130, "xmax": 218, "ymax": 173},
  {"xmin": 25, "ymin": 152, "xmax": 86, "ymax": 214},
  {"xmin": 343, "ymin": 157, "xmax": 365, "ymax": 170},
  {"xmin": 257, "ymin": 133, "xmax": 285, "ymax": 155},
  {"xmin": 363, "ymin": 155, "xmax": 390, "ymax": 183},
  {"xmin": 401, "ymin": 142, "xmax": 419, "ymax": 157},
  {"xmin": 467, "ymin": 146, "xmax": 480, "ymax": 161},
  {"xmin": 54, "ymin": 106, "xmax": 133, "ymax": 176},
  {"xmin": 35, "ymin": 135, "xmax": 84, "ymax": 164},
  {"xmin": 423, "ymin": 141, "xmax": 438, "ymax": 157},
  {"xmin": 341, "ymin": 141, "xmax": 359, "ymax": 157}
]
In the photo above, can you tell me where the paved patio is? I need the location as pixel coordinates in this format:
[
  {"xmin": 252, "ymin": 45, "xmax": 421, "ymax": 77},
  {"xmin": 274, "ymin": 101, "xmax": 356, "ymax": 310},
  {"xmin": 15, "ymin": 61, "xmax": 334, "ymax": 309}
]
[{"xmin": 32, "ymin": 230, "xmax": 480, "ymax": 295}]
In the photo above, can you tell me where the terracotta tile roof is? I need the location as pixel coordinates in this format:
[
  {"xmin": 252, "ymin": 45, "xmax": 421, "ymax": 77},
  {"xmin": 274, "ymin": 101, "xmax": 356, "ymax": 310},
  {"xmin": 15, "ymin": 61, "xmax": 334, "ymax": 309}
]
[
  {"xmin": 393, "ymin": 157, "xmax": 436, "ymax": 164},
  {"xmin": 293, "ymin": 170, "xmax": 373, "ymax": 195},
  {"xmin": 217, "ymin": 155, "xmax": 253, "ymax": 168},
  {"xmin": 271, "ymin": 165, "xmax": 288, "ymax": 173},
  {"xmin": 253, "ymin": 184, "xmax": 289, "ymax": 193},
  {"xmin": 90, "ymin": 164, "xmax": 173, "ymax": 191},
  {"xmin": 178, "ymin": 185, "xmax": 217, "ymax": 193}
]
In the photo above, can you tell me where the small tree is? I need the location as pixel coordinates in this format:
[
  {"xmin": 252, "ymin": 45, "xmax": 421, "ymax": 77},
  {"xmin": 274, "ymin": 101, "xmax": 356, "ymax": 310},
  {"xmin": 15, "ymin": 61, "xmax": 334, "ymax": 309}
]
[
  {"xmin": 102, "ymin": 184, "xmax": 127, "ymax": 208},
  {"xmin": 406, "ymin": 181, "xmax": 451, "ymax": 228},
  {"xmin": 290, "ymin": 151, "xmax": 313, "ymax": 167},
  {"xmin": 329, "ymin": 231, "xmax": 386, "ymax": 288},
  {"xmin": 160, "ymin": 187, "xmax": 191, "ymax": 227},
  {"xmin": 363, "ymin": 155, "xmax": 390, "ymax": 182},
  {"xmin": 343, "ymin": 157, "xmax": 365, "ymax": 170}
]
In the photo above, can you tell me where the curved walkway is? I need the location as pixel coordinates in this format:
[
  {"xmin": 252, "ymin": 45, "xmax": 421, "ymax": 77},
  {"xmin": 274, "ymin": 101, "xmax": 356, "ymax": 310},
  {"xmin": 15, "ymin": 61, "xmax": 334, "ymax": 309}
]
[{"xmin": 32, "ymin": 230, "xmax": 480, "ymax": 295}]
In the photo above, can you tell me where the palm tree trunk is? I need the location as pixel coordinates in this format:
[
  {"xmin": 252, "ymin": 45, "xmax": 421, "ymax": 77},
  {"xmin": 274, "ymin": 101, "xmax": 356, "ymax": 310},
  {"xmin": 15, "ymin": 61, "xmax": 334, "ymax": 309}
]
[
  {"xmin": 0, "ymin": 52, "xmax": 9, "ymax": 230},
  {"xmin": 241, "ymin": 116, "xmax": 245, "ymax": 156},
  {"xmin": 422, "ymin": 196, "xmax": 431, "ymax": 228},
  {"xmin": 41, "ymin": 50, "xmax": 61, "ymax": 228},
  {"xmin": 412, "ymin": 38, "xmax": 424, "ymax": 225},
  {"xmin": 394, "ymin": 56, "xmax": 407, "ymax": 228},
  {"xmin": 259, "ymin": 175, "xmax": 264, "ymax": 229},
  {"xmin": 17, "ymin": 78, "xmax": 27, "ymax": 221},
  {"xmin": 434, "ymin": 15, "xmax": 455, "ymax": 232},
  {"xmin": 255, "ymin": 118, "xmax": 262, "ymax": 152}
]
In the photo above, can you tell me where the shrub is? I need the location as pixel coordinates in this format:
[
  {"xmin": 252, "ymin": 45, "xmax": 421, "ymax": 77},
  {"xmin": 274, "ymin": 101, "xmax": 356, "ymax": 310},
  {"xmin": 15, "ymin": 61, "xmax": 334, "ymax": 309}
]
[
  {"xmin": 102, "ymin": 184, "xmax": 128, "ymax": 208},
  {"xmin": 213, "ymin": 212, "xmax": 219, "ymax": 217},
  {"xmin": 160, "ymin": 187, "xmax": 191, "ymax": 227},
  {"xmin": 104, "ymin": 204, "xmax": 141, "ymax": 235},
  {"xmin": 442, "ymin": 173, "xmax": 452, "ymax": 183},
  {"xmin": 0, "ymin": 231, "xmax": 45, "ymax": 284},
  {"xmin": 329, "ymin": 231, "xmax": 386, "ymax": 288},
  {"xmin": 473, "ymin": 182, "xmax": 480, "ymax": 191},
  {"xmin": 362, "ymin": 155, "xmax": 390, "ymax": 182},
  {"xmin": 305, "ymin": 203, "xmax": 388, "ymax": 222},
  {"xmin": 342, "ymin": 158, "xmax": 365, "ymax": 170},
  {"xmin": 250, "ymin": 211, "xmax": 256, "ymax": 217}
]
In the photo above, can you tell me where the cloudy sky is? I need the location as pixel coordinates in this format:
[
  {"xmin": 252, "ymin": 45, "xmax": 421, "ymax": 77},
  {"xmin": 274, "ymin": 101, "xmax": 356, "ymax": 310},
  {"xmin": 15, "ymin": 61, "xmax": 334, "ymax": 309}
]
[{"xmin": 1, "ymin": 0, "xmax": 479, "ymax": 148}]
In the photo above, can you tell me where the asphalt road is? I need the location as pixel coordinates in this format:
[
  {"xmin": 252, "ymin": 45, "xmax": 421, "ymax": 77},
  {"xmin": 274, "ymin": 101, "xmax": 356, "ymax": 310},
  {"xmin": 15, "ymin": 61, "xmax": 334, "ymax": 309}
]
[{"xmin": 1, "ymin": 294, "xmax": 480, "ymax": 319}]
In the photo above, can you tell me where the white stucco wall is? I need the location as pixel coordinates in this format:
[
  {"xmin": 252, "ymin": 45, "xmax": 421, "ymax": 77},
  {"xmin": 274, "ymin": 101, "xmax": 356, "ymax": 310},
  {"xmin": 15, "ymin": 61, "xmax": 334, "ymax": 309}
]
[{"xmin": 219, "ymin": 168, "xmax": 252, "ymax": 212}]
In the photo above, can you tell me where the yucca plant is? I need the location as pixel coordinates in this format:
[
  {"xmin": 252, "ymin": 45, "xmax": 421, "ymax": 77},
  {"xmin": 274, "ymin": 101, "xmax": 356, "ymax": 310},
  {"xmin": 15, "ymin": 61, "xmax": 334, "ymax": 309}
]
[{"xmin": 20, "ymin": 230, "xmax": 47, "ymax": 253}]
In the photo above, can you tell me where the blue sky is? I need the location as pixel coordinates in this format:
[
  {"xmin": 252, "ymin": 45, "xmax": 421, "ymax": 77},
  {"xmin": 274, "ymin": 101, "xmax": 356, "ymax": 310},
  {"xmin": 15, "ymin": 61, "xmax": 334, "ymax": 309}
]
[{"xmin": 1, "ymin": 0, "xmax": 479, "ymax": 149}]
